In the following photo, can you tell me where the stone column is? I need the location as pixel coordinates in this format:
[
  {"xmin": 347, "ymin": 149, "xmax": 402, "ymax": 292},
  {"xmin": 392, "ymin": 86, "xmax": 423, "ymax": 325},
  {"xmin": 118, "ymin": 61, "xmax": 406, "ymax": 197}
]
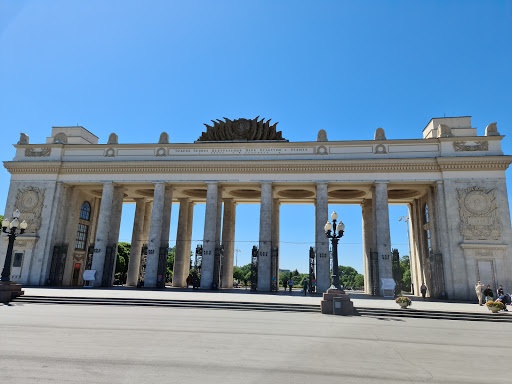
[
  {"xmin": 173, "ymin": 198, "xmax": 190, "ymax": 287},
  {"xmin": 221, "ymin": 198, "xmax": 236, "ymax": 288},
  {"xmin": 160, "ymin": 187, "xmax": 174, "ymax": 248},
  {"xmin": 435, "ymin": 181, "xmax": 454, "ymax": 298},
  {"xmin": 258, "ymin": 182, "xmax": 273, "ymax": 291},
  {"xmin": 272, "ymin": 198, "xmax": 280, "ymax": 287},
  {"xmin": 103, "ymin": 185, "xmax": 124, "ymax": 286},
  {"xmin": 91, "ymin": 182, "xmax": 115, "ymax": 287},
  {"xmin": 373, "ymin": 182, "xmax": 392, "ymax": 294},
  {"xmin": 410, "ymin": 200, "xmax": 424, "ymax": 295},
  {"xmin": 126, "ymin": 198, "xmax": 146, "ymax": 286},
  {"xmin": 201, "ymin": 182, "xmax": 219, "ymax": 289},
  {"xmin": 361, "ymin": 199, "xmax": 374, "ymax": 294},
  {"xmin": 315, "ymin": 183, "xmax": 330, "ymax": 293},
  {"xmin": 144, "ymin": 182, "xmax": 166, "ymax": 287},
  {"xmin": 182, "ymin": 202, "xmax": 194, "ymax": 283}
]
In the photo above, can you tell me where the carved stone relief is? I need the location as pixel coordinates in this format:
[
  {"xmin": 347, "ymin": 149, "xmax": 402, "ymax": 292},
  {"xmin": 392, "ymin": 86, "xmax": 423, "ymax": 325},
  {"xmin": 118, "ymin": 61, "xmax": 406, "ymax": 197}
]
[
  {"xmin": 14, "ymin": 187, "xmax": 46, "ymax": 234},
  {"xmin": 107, "ymin": 133, "xmax": 118, "ymax": 144},
  {"xmin": 25, "ymin": 148, "xmax": 51, "ymax": 157},
  {"xmin": 158, "ymin": 132, "xmax": 169, "ymax": 144},
  {"xmin": 198, "ymin": 117, "xmax": 285, "ymax": 141},
  {"xmin": 457, "ymin": 187, "xmax": 501, "ymax": 240},
  {"xmin": 374, "ymin": 128, "xmax": 386, "ymax": 140},
  {"xmin": 317, "ymin": 129, "xmax": 328, "ymax": 142},
  {"xmin": 18, "ymin": 133, "xmax": 29, "ymax": 145},
  {"xmin": 53, "ymin": 133, "xmax": 68, "ymax": 144},
  {"xmin": 453, "ymin": 141, "xmax": 488, "ymax": 151}
]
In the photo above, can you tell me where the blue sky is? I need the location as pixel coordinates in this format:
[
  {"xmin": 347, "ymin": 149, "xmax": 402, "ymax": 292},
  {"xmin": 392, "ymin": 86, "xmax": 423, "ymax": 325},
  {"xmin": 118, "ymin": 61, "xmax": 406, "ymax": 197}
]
[{"xmin": 1, "ymin": 1, "xmax": 511, "ymax": 274}]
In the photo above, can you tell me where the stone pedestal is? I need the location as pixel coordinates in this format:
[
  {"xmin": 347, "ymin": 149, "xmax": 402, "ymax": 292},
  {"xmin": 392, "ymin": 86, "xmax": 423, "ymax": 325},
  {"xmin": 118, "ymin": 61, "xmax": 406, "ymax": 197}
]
[
  {"xmin": 0, "ymin": 281, "xmax": 24, "ymax": 303},
  {"xmin": 320, "ymin": 288, "xmax": 353, "ymax": 315}
]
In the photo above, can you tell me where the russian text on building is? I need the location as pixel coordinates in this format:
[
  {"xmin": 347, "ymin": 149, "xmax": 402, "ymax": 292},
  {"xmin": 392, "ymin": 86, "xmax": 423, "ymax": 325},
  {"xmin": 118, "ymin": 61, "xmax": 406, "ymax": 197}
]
[{"xmin": 1, "ymin": 116, "xmax": 511, "ymax": 300}]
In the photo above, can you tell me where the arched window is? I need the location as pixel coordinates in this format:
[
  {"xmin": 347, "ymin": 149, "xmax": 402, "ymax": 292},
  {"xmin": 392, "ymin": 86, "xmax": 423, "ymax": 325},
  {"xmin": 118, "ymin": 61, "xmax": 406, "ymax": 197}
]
[
  {"xmin": 79, "ymin": 201, "xmax": 91, "ymax": 221},
  {"xmin": 76, "ymin": 201, "xmax": 91, "ymax": 250}
]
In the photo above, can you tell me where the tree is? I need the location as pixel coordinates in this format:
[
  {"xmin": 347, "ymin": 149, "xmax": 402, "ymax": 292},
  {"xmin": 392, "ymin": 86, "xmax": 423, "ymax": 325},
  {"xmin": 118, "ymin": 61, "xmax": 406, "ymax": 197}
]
[
  {"xmin": 354, "ymin": 274, "xmax": 364, "ymax": 289},
  {"xmin": 166, "ymin": 247, "xmax": 175, "ymax": 282},
  {"xmin": 338, "ymin": 266, "xmax": 359, "ymax": 288},
  {"xmin": 115, "ymin": 242, "xmax": 131, "ymax": 283},
  {"xmin": 0, "ymin": 215, "xmax": 3, "ymax": 223},
  {"xmin": 400, "ymin": 255, "xmax": 411, "ymax": 292}
]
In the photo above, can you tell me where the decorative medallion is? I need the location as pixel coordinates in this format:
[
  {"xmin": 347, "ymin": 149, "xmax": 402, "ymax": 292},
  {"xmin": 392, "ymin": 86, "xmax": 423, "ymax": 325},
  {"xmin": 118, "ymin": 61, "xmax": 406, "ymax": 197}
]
[
  {"xmin": 374, "ymin": 144, "xmax": 387, "ymax": 154},
  {"xmin": 457, "ymin": 187, "xmax": 501, "ymax": 240},
  {"xmin": 198, "ymin": 117, "xmax": 286, "ymax": 141},
  {"xmin": 453, "ymin": 141, "xmax": 488, "ymax": 151},
  {"xmin": 104, "ymin": 148, "xmax": 116, "ymax": 157},
  {"xmin": 155, "ymin": 147, "xmax": 167, "ymax": 157}
]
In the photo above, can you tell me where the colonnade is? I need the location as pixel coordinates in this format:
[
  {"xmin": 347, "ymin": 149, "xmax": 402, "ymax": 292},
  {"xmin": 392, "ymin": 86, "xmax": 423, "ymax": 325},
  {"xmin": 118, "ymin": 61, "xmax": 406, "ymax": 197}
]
[{"xmin": 90, "ymin": 181, "xmax": 403, "ymax": 294}]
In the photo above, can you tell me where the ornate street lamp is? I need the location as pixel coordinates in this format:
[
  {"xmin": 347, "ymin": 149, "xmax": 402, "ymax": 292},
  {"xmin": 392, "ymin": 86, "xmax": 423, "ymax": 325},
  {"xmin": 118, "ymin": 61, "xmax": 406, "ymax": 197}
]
[
  {"xmin": 1, "ymin": 209, "xmax": 28, "ymax": 282},
  {"xmin": 324, "ymin": 210, "xmax": 345, "ymax": 290}
]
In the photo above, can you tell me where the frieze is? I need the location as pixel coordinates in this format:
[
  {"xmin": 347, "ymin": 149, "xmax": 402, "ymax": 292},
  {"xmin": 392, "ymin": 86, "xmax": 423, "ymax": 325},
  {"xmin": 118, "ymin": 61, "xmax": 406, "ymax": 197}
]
[
  {"xmin": 457, "ymin": 187, "xmax": 501, "ymax": 241},
  {"xmin": 453, "ymin": 141, "xmax": 488, "ymax": 151},
  {"xmin": 14, "ymin": 187, "xmax": 46, "ymax": 234},
  {"xmin": 25, "ymin": 147, "xmax": 51, "ymax": 157}
]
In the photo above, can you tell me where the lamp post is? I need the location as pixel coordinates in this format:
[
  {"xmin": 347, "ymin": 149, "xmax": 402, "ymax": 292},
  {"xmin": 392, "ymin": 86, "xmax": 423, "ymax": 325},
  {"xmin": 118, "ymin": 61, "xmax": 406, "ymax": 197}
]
[
  {"xmin": 324, "ymin": 211, "xmax": 345, "ymax": 290},
  {"xmin": 1, "ymin": 209, "xmax": 28, "ymax": 282}
]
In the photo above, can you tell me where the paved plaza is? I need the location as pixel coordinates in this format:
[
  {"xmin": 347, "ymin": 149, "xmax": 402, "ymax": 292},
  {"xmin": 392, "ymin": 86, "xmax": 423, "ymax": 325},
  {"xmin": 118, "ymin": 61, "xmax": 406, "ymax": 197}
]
[{"xmin": 1, "ymin": 288, "xmax": 511, "ymax": 383}]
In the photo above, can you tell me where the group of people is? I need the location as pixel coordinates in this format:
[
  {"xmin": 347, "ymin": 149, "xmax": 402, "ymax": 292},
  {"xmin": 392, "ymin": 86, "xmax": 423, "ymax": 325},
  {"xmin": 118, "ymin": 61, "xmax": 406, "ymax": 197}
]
[
  {"xmin": 185, "ymin": 272, "xmax": 200, "ymax": 290},
  {"xmin": 475, "ymin": 281, "xmax": 511, "ymax": 310}
]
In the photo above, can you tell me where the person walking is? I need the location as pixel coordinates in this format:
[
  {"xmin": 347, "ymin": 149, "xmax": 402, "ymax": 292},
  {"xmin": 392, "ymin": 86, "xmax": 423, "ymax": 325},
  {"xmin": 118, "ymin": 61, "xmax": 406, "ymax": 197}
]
[
  {"xmin": 475, "ymin": 281, "xmax": 484, "ymax": 306},
  {"xmin": 302, "ymin": 278, "xmax": 309, "ymax": 296},
  {"xmin": 288, "ymin": 278, "xmax": 294, "ymax": 292},
  {"xmin": 420, "ymin": 282, "xmax": 427, "ymax": 300},
  {"xmin": 483, "ymin": 284, "xmax": 494, "ymax": 302}
]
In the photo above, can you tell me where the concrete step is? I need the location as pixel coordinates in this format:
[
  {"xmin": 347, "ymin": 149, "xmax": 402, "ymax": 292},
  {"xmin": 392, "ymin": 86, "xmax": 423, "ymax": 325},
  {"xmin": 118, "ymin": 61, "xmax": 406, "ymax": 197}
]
[
  {"xmin": 14, "ymin": 295, "xmax": 321, "ymax": 313},
  {"xmin": 356, "ymin": 306, "xmax": 512, "ymax": 323}
]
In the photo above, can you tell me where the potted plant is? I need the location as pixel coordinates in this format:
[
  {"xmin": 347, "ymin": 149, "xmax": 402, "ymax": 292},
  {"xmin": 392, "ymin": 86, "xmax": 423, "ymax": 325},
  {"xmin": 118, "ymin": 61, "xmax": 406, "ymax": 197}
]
[
  {"xmin": 395, "ymin": 296, "xmax": 412, "ymax": 309},
  {"xmin": 485, "ymin": 300, "xmax": 505, "ymax": 313}
]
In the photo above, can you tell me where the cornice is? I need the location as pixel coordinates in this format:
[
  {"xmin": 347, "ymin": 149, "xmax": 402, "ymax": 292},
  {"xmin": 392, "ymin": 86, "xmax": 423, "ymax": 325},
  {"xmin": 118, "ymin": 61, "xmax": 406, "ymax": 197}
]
[{"xmin": 4, "ymin": 156, "xmax": 512, "ymax": 175}]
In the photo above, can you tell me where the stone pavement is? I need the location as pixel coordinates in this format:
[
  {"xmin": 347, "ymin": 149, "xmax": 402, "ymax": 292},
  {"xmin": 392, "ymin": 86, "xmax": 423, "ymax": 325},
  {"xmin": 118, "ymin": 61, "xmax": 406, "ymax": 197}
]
[
  {"xmin": 1, "ymin": 293, "xmax": 511, "ymax": 384},
  {"xmin": 18, "ymin": 286, "xmax": 508, "ymax": 315}
]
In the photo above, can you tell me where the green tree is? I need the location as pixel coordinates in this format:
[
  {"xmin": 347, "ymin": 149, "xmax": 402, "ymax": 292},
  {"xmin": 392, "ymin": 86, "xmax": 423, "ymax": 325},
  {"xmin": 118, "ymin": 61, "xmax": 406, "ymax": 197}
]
[
  {"xmin": 0, "ymin": 215, "xmax": 3, "ymax": 223},
  {"xmin": 354, "ymin": 274, "xmax": 364, "ymax": 289},
  {"xmin": 400, "ymin": 255, "xmax": 411, "ymax": 292},
  {"xmin": 338, "ymin": 266, "xmax": 359, "ymax": 288},
  {"xmin": 115, "ymin": 242, "xmax": 131, "ymax": 283},
  {"xmin": 166, "ymin": 247, "xmax": 175, "ymax": 282}
]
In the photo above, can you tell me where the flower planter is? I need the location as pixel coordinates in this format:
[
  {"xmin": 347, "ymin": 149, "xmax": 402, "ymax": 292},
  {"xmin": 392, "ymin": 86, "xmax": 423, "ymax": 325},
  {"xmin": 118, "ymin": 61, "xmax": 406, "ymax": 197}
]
[
  {"xmin": 489, "ymin": 306, "xmax": 501, "ymax": 313},
  {"xmin": 399, "ymin": 302, "xmax": 409, "ymax": 309}
]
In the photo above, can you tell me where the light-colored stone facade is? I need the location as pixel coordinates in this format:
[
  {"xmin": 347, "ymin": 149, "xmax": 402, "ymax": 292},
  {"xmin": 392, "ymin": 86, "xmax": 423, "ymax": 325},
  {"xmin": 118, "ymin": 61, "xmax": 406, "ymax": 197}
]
[{"xmin": 1, "ymin": 118, "xmax": 511, "ymax": 299}]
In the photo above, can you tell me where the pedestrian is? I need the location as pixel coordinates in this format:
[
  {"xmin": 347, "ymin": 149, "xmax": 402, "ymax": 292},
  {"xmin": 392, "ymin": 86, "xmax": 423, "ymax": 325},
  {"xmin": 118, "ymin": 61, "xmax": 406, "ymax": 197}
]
[
  {"xmin": 483, "ymin": 284, "xmax": 493, "ymax": 302},
  {"xmin": 475, "ymin": 280, "xmax": 484, "ymax": 306},
  {"xmin": 288, "ymin": 278, "xmax": 294, "ymax": 292},
  {"xmin": 283, "ymin": 279, "xmax": 287, "ymax": 291},
  {"xmin": 186, "ymin": 275, "xmax": 191, "ymax": 289},
  {"xmin": 497, "ymin": 284, "xmax": 504, "ymax": 297},
  {"xmin": 420, "ymin": 282, "xmax": 427, "ymax": 300},
  {"xmin": 302, "ymin": 278, "xmax": 309, "ymax": 296}
]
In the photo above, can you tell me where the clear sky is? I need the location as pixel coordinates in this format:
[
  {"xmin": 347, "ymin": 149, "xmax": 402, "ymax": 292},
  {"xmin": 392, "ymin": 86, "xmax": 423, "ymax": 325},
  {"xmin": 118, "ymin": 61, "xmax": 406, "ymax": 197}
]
[{"xmin": 1, "ymin": 1, "xmax": 511, "ymax": 274}]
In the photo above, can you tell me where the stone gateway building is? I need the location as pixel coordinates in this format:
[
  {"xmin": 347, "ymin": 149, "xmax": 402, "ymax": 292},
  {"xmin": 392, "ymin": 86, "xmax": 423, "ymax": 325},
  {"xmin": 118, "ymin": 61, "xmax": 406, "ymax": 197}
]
[{"xmin": 1, "ymin": 116, "xmax": 511, "ymax": 300}]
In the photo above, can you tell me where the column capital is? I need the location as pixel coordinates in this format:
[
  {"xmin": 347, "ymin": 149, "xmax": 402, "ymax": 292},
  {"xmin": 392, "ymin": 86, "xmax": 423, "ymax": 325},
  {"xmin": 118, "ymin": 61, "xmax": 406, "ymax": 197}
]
[
  {"xmin": 315, "ymin": 181, "xmax": 329, "ymax": 186},
  {"xmin": 374, "ymin": 181, "xmax": 389, "ymax": 185},
  {"xmin": 205, "ymin": 181, "xmax": 219, "ymax": 185},
  {"xmin": 436, "ymin": 180, "xmax": 444, "ymax": 185},
  {"xmin": 260, "ymin": 181, "xmax": 273, "ymax": 186},
  {"xmin": 152, "ymin": 181, "xmax": 166, "ymax": 186}
]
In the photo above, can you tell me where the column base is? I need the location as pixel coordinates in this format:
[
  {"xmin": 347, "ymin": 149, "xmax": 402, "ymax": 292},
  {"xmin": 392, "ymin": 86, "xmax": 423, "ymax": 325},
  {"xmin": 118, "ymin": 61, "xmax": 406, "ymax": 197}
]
[
  {"xmin": 0, "ymin": 281, "xmax": 24, "ymax": 304},
  {"xmin": 320, "ymin": 288, "xmax": 354, "ymax": 315}
]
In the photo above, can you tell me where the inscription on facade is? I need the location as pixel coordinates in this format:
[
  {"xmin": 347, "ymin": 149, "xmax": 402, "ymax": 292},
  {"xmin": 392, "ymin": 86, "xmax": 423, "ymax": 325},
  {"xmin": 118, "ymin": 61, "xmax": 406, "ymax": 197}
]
[
  {"xmin": 169, "ymin": 147, "xmax": 313, "ymax": 155},
  {"xmin": 457, "ymin": 187, "xmax": 501, "ymax": 240}
]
